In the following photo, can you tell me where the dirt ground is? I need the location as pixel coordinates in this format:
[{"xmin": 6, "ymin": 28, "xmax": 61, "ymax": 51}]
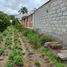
[
  {"xmin": 0, "ymin": 30, "xmax": 55, "ymax": 67},
  {"xmin": 18, "ymin": 32, "xmax": 55, "ymax": 67},
  {"xmin": 0, "ymin": 31, "xmax": 13, "ymax": 67}
]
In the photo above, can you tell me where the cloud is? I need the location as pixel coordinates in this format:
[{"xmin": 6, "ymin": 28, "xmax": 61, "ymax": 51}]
[{"xmin": 0, "ymin": 0, "xmax": 49, "ymax": 15}]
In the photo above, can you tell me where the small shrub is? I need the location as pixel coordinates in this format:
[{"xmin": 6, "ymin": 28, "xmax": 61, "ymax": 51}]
[
  {"xmin": 14, "ymin": 55, "xmax": 24, "ymax": 66},
  {"xmin": 3, "ymin": 30, "xmax": 8, "ymax": 36},
  {"xmin": 0, "ymin": 48, "xmax": 5, "ymax": 56},
  {"xmin": 0, "ymin": 12, "xmax": 11, "ymax": 32},
  {"xmin": 27, "ymin": 33, "xmax": 41, "ymax": 49},
  {"xmin": 6, "ymin": 60, "xmax": 13, "ymax": 67},
  {"xmin": 5, "ymin": 37, "xmax": 12, "ymax": 48}
]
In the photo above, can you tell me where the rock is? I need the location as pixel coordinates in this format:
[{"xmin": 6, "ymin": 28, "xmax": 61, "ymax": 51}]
[
  {"xmin": 50, "ymin": 44, "xmax": 62, "ymax": 49},
  {"xmin": 57, "ymin": 50, "xmax": 67, "ymax": 60},
  {"xmin": 44, "ymin": 42, "xmax": 51, "ymax": 48},
  {"xmin": 60, "ymin": 50, "xmax": 67, "ymax": 53},
  {"xmin": 44, "ymin": 42, "xmax": 62, "ymax": 49},
  {"xmin": 0, "ymin": 57, "xmax": 3, "ymax": 61},
  {"xmin": 58, "ymin": 53, "xmax": 67, "ymax": 60}
]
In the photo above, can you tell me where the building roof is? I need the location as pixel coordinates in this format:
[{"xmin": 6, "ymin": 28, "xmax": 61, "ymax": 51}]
[
  {"xmin": 22, "ymin": 11, "xmax": 34, "ymax": 19},
  {"xmin": 22, "ymin": 0, "xmax": 51, "ymax": 19},
  {"xmin": 34, "ymin": 0, "xmax": 51, "ymax": 13}
]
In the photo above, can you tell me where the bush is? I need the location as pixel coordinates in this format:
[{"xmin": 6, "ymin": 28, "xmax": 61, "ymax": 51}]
[{"xmin": 0, "ymin": 12, "xmax": 11, "ymax": 32}]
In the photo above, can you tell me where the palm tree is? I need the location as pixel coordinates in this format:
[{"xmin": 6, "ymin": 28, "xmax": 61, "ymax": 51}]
[{"xmin": 19, "ymin": 6, "xmax": 28, "ymax": 14}]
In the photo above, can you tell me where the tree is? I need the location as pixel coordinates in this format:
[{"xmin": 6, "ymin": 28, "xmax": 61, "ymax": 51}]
[
  {"xmin": 19, "ymin": 6, "xmax": 28, "ymax": 14},
  {"xmin": 0, "ymin": 11, "xmax": 11, "ymax": 32}
]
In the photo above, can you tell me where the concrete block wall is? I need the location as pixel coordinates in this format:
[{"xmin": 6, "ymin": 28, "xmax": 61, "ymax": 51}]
[{"xmin": 33, "ymin": 0, "xmax": 67, "ymax": 48}]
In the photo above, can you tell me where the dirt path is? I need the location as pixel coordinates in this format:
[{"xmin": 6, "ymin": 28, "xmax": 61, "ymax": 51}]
[
  {"xmin": 0, "ymin": 35, "xmax": 7, "ymax": 67},
  {"xmin": 18, "ymin": 32, "xmax": 32, "ymax": 67},
  {"xmin": 0, "ymin": 35, "xmax": 5, "ymax": 48},
  {"xmin": 18, "ymin": 32, "xmax": 55, "ymax": 67}
]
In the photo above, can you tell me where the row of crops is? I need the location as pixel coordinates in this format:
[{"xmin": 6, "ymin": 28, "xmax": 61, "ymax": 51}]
[{"xmin": 0, "ymin": 26, "xmax": 24, "ymax": 67}]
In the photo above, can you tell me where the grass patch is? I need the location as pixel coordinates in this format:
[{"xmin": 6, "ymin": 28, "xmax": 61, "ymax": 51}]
[
  {"xmin": 40, "ymin": 47, "xmax": 67, "ymax": 67},
  {"xmin": 6, "ymin": 27, "xmax": 24, "ymax": 67}
]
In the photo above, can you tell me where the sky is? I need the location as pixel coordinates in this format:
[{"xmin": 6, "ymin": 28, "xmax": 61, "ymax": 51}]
[{"xmin": 0, "ymin": 0, "xmax": 49, "ymax": 15}]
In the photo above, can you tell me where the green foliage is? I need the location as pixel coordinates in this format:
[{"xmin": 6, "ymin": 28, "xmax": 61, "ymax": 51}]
[
  {"xmin": 27, "ymin": 33, "xmax": 41, "ymax": 49},
  {"xmin": 6, "ymin": 60, "xmax": 13, "ymax": 67},
  {"xmin": 19, "ymin": 6, "xmax": 28, "ymax": 14},
  {"xmin": 14, "ymin": 20, "xmax": 24, "ymax": 32},
  {"xmin": 14, "ymin": 22, "xmax": 53, "ymax": 49},
  {"xmin": 6, "ymin": 28, "xmax": 24, "ymax": 67},
  {"xmin": 40, "ymin": 47, "xmax": 67, "ymax": 67},
  {"xmin": 3, "ymin": 30, "xmax": 8, "ymax": 36},
  {"xmin": 0, "ymin": 33, "xmax": 2, "ymax": 44},
  {"xmin": 14, "ymin": 55, "xmax": 24, "ymax": 65},
  {"xmin": 0, "ymin": 12, "xmax": 11, "ymax": 32},
  {"xmin": 35, "ymin": 61, "xmax": 41, "ymax": 67},
  {"xmin": 5, "ymin": 37, "xmax": 12, "ymax": 49},
  {"xmin": 10, "ymin": 15, "xmax": 19, "ymax": 26},
  {"xmin": 0, "ymin": 48, "xmax": 5, "ymax": 56},
  {"xmin": 40, "ymin": 34, "xmax": 53, "ymax": 45}
]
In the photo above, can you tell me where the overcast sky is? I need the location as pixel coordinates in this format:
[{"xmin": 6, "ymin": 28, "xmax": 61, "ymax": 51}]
[{"xmin": 0, "ymin": 0, "xmax": 49, "ymax": 15}]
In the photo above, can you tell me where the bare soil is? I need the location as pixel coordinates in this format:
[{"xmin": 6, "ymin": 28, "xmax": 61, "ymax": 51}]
[
  {"xmin": 18, "ymin": 32, "xmax": 55, "ymax": 67},
  {"xmin": 0, "ymin": 30, "xmax": 55, "ymax": 67},
  {"xmin": 0, "ymin": 31, "xmax": 14, "ymax": 67}
]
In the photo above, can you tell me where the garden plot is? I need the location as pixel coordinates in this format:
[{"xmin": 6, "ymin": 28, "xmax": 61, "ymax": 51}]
[
  {"xmin": 0, "ymin": 26, "xmax": 24, "ymax": 67},
  {"xmin": 0, "ymin": 25, "xmax": 66, "ymax": 67},
  {"xmin": 17, "ymin": 31, "xmax": 55, "ymax": 67}
]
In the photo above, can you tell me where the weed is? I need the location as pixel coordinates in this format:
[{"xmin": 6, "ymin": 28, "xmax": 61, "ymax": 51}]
[
  {"xmin": 14, "ymin": 55, "xmax": 24, "ymax": 66},
  {"xmin": 6, "ymin": 60, "xmax": 13, "ymax": 67},
  {"xmin": 35, "ymin": 61, "xmax": 41, "ymax": 67},
  {"xmin": 0, "ymin": 48, "xmax": 5, "ymax": 56}
]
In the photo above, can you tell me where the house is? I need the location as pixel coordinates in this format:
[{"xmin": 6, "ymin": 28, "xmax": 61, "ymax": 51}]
[
  {"xmin": 22, "ymin": 0, "xmax": 67, "ymax": 48},
  {"xmin": 22, "ymin": 12, "xmax": 34, "ymax": 29}
]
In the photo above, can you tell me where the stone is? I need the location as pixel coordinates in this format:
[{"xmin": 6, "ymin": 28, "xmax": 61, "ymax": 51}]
[
  {"xmin": 44, "ymin": 42, "xmax": 51, "ymax": 48},
  {"xmin": 57, "ymin": 50, "xmax": 67, "ymax": 60},
  {"xmin": 58, "ymin": 53, "xmax": 67, "ymax": 60},
  {"xmin": 0, "ymin": 57, "xmax": 3, "ymax": 61},
  {"xmin": 50, "ymin": 43, "xmax": 62, "ymax": 49},
  {"xmin": 44, "ymin": 42, "xmax": 62, "ymax": 49}
]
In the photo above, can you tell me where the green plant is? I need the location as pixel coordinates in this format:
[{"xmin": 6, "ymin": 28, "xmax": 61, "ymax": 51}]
[
  {"xmin": 35, "ymin": 61, "xmax": 41, "ymax": 67},
  {"xmin": 3, "ymin": 30, "xmax": 8, "ymax": 36},
  {"xmin": 27, "ymin": 32, "xmax": 41, "ymax": 49},
  {"xmin": 40, "ymin": 34, "xmax": 53, "ymax": 45},
  {"xmin": 0, "ymin": 12, "xmax": 11, "ymax": 32},
  {"xmin": 6, "ymin": 60, "xmax": 13, "ymax": 67},
  {"xmin": 0, "ymin": 33, "xmax": 2, "ymax": 44},
  {"xmin": 0, "ymin": 48, "xmax": 5, "ymax": 56},
  {"xmin": 5, "ymin": 37, "xmax": 12, "ymax": 48},
  {"xmin": 14, "ymin": 55, "xmax": 24, "ymax": 66},
  {"xmin": 40, "ymin": 47, "xmax": 67, "ymax": 67}
]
